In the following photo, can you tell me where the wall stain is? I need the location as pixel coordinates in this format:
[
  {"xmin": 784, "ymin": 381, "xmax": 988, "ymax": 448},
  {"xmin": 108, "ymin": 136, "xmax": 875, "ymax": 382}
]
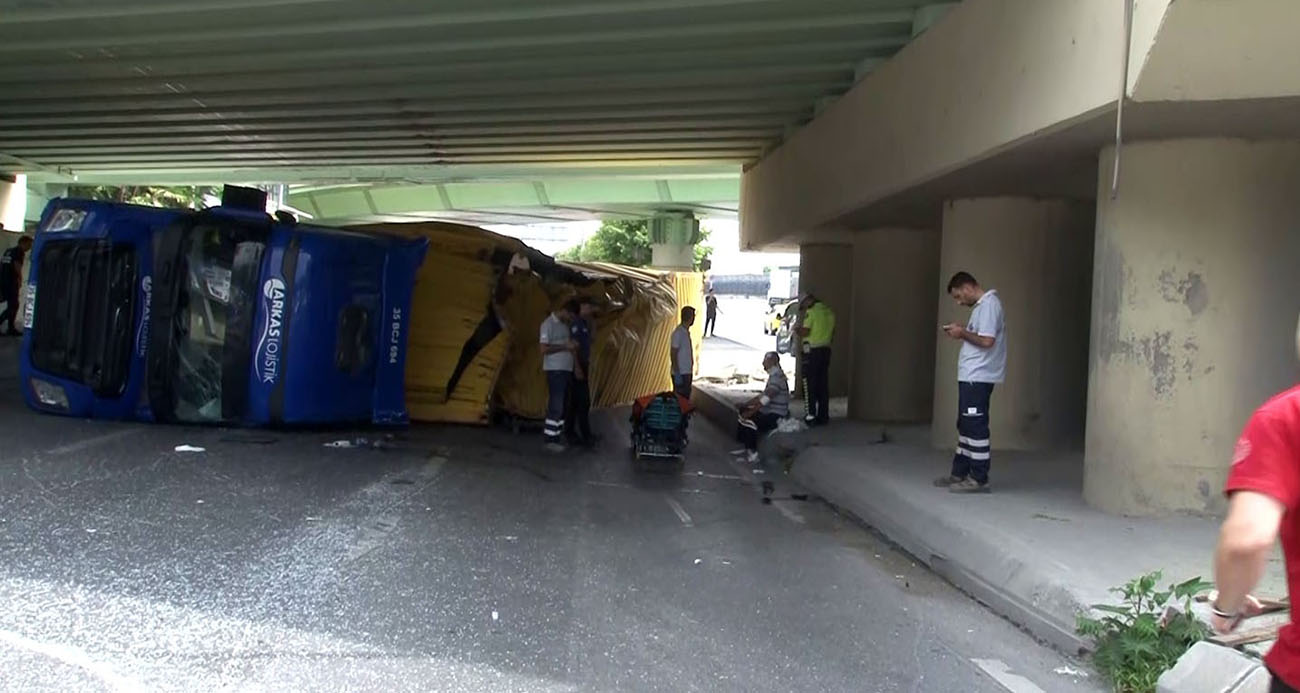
[
  {"xmin": 1095, "ymin": 239, "xmax": 1131, "ymax": 363},
  {"xmin": 1110, "ymin": 330, "xmax": 1177, "ymax": 397},
  {"xmin": 1182, "ymin": 337, "xmax": 1200, "ymax": 377},
  {"xmin": 1158, "ymin": 268, "xmax": 1209, "ymax": 316}
]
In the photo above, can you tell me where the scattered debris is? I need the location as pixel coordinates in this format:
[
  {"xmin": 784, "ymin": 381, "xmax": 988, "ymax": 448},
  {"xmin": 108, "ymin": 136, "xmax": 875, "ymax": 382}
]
[
  {"xmin": 174, "ymin": 445, "xmax": 205, "ymax": 453},
  {"xmin": 324, "ymin": 436, "xmax": 394, "ymax": 450},
  {"xmin": 1032, "ymin": 513, "xmax": 1071, "ymax": 523},
  {"xmin": 693, "ymin": 558, "xmax": 703, "ymax": 565},
  {"xmin": 491, "ymin": 611, "xmax": 499, "ymax": 622},
  {"xmin": 499, "ymin": 536, "xmax": 519, "ymax": 542},
  {"xmin": 1053, "ymin": 665, "xmax": 1089, "ymax": 678},
  {"xmin": 1211, "ymin": 624, "xmax": 1283, "ymax": 648},
  {"xmin": 84, "ymin": 528, "xmax": 97, "ymax": 534},
  {"xmin": 196, "ymin": 500, "xmax": 205, "ymax": 505},
  {"xmin": 304, "ymin": 516, "xmax": 321, "ymax": 522},
  {"xmin": 751, "ymin": 468, "xmax": 765, "ymax": 475},
  {"xmin": 775, "ymin": 418, "xmax": 808, "ymax": 434}
]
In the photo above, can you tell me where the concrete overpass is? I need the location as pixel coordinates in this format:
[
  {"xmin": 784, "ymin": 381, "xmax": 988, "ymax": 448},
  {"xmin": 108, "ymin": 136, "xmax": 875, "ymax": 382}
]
[
  {"xmin": 0, "ymin": 0, "xmax": 956, "ymax": 223},
  {"xmin": 3, "ymin": 0, "xmax": 1297, "ymax": 516},
  {"xmin": 742, "ymin": 0, "xmax": 1300, "ymax": 515}
]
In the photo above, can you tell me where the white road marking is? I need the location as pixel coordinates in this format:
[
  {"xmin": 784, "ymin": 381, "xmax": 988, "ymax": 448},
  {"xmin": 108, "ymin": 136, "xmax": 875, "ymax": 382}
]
[
  {"xmin": 971, "ymin": 659, "xmax": 1046, "ymax": 693},
  {"xmin": 0, "ymin": 628, "xmax": 145, "ymax": 692},
  {"xmin": 770, "ymin": 500, "xmax": 806, "ymax": 525},
  {"xmin": 664, "ymin": 496, "xmax": 694, "ymax": 528},
  {"xmin": 45, "ymin": 428, "xmax": 142, "ymax": 456}
]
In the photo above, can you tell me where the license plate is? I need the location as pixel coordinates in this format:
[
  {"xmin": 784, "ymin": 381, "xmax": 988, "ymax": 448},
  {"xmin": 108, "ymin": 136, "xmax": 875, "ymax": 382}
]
[{"xmin": 21, "ymin": 283, "xmax": 35, "ymax": 330}]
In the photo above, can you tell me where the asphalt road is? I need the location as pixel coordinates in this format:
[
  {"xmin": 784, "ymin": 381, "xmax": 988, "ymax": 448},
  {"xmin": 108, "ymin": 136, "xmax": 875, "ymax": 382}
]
[{"xmin": 0, "ymin": 347, "xmax": 1101, "ymax": 692}]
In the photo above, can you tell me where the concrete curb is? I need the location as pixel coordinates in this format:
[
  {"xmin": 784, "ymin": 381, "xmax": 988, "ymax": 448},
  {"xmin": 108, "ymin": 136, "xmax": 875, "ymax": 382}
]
[{"xmin": 691, "ymin": 384, "xmax": 1091, "ymax": 655}]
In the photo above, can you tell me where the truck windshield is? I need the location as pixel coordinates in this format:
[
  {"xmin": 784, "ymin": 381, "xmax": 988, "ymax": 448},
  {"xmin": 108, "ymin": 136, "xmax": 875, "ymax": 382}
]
[{"xmin": 166, "ymin": 221, "xmax": 266, "ymax": 423}]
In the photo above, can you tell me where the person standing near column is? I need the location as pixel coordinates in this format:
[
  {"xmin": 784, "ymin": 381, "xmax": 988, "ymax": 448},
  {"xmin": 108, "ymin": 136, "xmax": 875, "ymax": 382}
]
[
  {"xmin": 935, "ymin": 272, "xmax": 1005, "ymax": 494},
  {"xmin": 0, "ymin": 235, "xmax": 32, "ymax": 336},
  {"xmin": 539, "ymin": 301, "xmax": 578, "ymax": 453},
  {"xmin": 566, "ymin": 298, "xmax": 598, "ymax": 448},
  {"xmin": 796, "ymin": 293, "xmax": 835, "ymax": 426},
  {"xmin": 703, "ymin": 290, "xmax": 719, "ymax": 338},
  {"xmin": 670, "ymin": 306, "xmax": 695, "ymax": 397}
]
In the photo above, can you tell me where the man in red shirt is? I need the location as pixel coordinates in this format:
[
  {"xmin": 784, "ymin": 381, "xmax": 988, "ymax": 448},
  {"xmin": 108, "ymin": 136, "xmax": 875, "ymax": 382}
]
[{"xmin": 1215, "ymin": 377, "xmax": 1300, "ymax": 691}]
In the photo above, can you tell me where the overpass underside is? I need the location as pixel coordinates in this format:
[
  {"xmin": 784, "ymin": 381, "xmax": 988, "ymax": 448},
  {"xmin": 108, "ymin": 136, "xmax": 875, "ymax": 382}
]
[{"xmin": 742, "ymin": 0, "xmax": 1300, "ymax": 516}]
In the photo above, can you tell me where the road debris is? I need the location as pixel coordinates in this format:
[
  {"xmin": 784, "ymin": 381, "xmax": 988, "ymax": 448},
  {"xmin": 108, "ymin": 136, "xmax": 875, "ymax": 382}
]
[
  {"xmin": 491, "ymin": 611, "xmax": 499, "ymax": 622},
  {"xmin": 324, "ymin": 437, "xmax": 394, "ymax": 450},
  {"xmin": 174, "ymin": 445, "xmax": 206, "ymax": 453},
  {"xmin": 1053, "ymin": 665, "xmax": 1088, "ymax": 677}
]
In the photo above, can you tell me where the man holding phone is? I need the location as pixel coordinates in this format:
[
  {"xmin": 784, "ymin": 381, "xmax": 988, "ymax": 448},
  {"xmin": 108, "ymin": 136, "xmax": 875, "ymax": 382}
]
[{"xmin": 934, "ymin": 272, "xmax": 1005, "ymax": 494}]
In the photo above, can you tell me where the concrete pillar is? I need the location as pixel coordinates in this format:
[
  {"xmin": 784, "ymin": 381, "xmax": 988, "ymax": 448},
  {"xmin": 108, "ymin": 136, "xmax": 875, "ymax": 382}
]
[
  {"xmin": 648, "ymin": 214, "xmax": 697, "ymax": 271},
  {"xmin": 931, "ymin": 197, "xmax": 1094, "ymax": 452},
  {"xmin": 850, "ymin": 227, "xmax": 940, "ymax": 422},
  {"xmin": 799, "ymin": 243, "xmax": 853, "ymax": 398},
  {"xmin": 1085, "ymin": 139, "xmax": 1300, "ymax": 516},
  {"xmin": 0, "ymin": 174, "xmax": 27, "ymax": 233}
]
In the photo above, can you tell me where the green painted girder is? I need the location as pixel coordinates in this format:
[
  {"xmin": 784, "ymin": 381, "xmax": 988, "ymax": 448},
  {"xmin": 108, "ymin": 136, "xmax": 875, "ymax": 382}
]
[{"xmin": 289, "ymin": 176, "xmax": 740, "ymax": 223}]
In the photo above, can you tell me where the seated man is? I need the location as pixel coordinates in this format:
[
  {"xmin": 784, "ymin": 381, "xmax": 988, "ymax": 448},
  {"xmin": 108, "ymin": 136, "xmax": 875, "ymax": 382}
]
[{"xmin": 735, "ymin": 352, "xmax": 790, "ymax": 464}]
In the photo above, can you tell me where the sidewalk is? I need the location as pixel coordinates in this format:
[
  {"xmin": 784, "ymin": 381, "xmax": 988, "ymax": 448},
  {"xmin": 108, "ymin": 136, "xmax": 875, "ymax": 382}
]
[{"xmin": 693, "ymin": 384, "xmax": 1286, "ymax": 656}]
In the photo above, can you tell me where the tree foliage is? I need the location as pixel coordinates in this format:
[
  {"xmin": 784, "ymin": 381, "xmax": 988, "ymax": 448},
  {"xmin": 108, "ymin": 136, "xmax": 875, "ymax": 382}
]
[
  {"xmin": 558, "ymin": 219, "xmax": 712, "ymax": 270},
  {"xmin": 67, "ymin": 185, "xmax": 220, "ymax": 210}
]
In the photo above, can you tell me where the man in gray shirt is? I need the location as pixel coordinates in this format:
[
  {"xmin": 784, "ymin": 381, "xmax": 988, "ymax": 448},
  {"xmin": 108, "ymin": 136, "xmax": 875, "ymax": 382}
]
[
  {"xmin": 935, "ymin": 272, "xmax": 1005, "ymax": 493},
  {"xmin": 734, "ymin": 351, "xmax": 790, "ymax": 465},
  {"xmin": 539, "ymin": 301, "xmax": 578, "ymax": 452}
]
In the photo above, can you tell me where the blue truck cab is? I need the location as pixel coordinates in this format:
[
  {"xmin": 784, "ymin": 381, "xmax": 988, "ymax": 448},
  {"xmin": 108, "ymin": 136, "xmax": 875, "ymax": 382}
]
[{"xmin": 20, "ymin": 188, "xmax": 428, "ymax": 426}]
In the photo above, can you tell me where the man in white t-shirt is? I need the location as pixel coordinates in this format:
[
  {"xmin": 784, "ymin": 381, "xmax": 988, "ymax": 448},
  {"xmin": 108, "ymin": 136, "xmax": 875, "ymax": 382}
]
[
  {"xmin": 539, "ymin": 301, "xmax": 578, "ymax": 452},
  {"xmin": 670, "ymin": 306, "xmax": 695, "ymax": 397},
  {"xmin": 935, "ymin": 272, "xmax": 1006, "ymax": 494}
]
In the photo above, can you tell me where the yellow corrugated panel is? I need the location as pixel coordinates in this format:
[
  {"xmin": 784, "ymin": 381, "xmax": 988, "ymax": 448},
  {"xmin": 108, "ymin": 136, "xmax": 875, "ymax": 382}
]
[
  {"xmin": 357, "ymin": 221, "xmax": 527, "ymax": 425},
  {"xmin": 349, "ymin": 222, "xmax": 705, "ymax": 425}
]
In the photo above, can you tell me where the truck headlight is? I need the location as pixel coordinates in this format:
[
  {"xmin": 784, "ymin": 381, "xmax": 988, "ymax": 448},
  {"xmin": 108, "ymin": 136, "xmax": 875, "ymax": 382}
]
[{"xmin": 30, "ymin": 378, "xmax": 69, "ymax": 410}]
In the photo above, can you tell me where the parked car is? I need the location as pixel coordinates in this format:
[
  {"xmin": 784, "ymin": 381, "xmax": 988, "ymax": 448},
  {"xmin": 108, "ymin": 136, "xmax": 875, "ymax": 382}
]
[
  {"xmin": 774, "ymin": 301, "xmax": 800, "ymax": 354},
  {"xmin": 763, "ymin": 299, "xmax": 797, "ymax": 335},
  {"xmin": 21, "ymin": 188, "xmax": 428, "ymax": 426}
]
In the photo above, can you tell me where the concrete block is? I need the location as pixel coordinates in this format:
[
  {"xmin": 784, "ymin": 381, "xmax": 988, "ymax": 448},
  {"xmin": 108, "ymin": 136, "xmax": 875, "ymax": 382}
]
[
  {"xmin": 1233, "ymin": 667, "xmax": 1273, "ymax": 693},
  {"xmin": 1156, "ymin": 642, "xmax": 1263, "ymax": 693}
]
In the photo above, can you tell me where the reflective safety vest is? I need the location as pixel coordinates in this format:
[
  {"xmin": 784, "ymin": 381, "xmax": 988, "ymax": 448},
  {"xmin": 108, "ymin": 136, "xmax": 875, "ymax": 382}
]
[{"xmin": 803, "ymin": 302, "xmax": 835, "ymax": 348}]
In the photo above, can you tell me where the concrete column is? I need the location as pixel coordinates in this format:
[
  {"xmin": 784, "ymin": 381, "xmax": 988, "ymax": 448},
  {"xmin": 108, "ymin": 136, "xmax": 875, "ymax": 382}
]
[
  {"xmin": 799, "ymin": 243, "xmax": 853, "ymax": 398},
  {"xmin": 1085, "ymin": 139, "xmax": 1300, "ymax": 516},
  {"xmin": 648, "ymin": 214, "xmax": 697, "ymax": 271},
  {"xmin": 931, "ymin": 197, "xmax": 1094, "ymax": 452},
  {"xmin": 850, "ymin": 227, "xmax": 940, "ymax": 422},
  {"xmin": 0, "ymin": 174, "xmax": 27, "ymax": 233}
]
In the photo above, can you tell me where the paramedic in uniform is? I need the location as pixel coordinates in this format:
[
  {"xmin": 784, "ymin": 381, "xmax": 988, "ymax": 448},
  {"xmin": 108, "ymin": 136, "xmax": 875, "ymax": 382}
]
[
  {"xmin": 935, "ymin": 272, "xmax": 1005, "ymax": 494},
  {"xmin": 1210, "ymin": 316, "xmax": 1300, "ymax": 692},
  {"xmin": 796, "ymin": 294, "xmax": 835, "ymax": 426},
  {"xmin": 539, "ymin": 302, "xmax": 578, "ymax": 452}
]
